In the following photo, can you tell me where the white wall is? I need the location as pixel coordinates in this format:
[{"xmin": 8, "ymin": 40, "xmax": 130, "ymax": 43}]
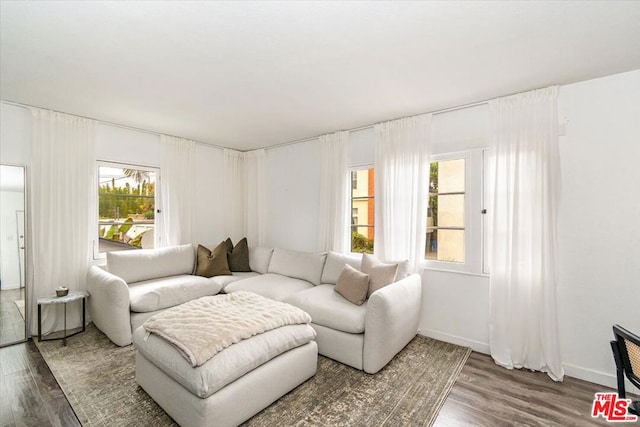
[
  {"xmin": 193, "ymin": 143, "xmax": 226, "ymax": 244},
  {"xmin": 0, "ymin": 103, "xmax": 30, "ymax": 164},
  {"xmin": 264, "ymin": 140, "xmax": 321, "ymax": 252},
  {"xmin": 556, "ymin": 70, "xmax": 640, "ymax": 390},
  {"xmin": 96, "ymin": 123, "xmax": 161, "ymax": 166}
]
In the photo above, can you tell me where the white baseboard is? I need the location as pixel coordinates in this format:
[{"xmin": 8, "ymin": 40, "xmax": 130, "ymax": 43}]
[
  {"xmin": 563, "ymin": 363, "xmax": 640, "ymax": 394},
  {"xmin": 418, "ymin": 328, "xmax": 490, "ymax": 354},
  {"xmin": 0, "ymin": 283, "xmax": 21, "ymax": 290},
  {"xmin": 417, "ymin": 330, "xmax": 640, "ymax": 394}
]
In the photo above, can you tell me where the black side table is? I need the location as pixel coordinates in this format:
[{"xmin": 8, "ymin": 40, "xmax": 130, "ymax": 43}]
[{"xmin": 37, "ymin": 290, "xmax": 88, "ymax": 345}]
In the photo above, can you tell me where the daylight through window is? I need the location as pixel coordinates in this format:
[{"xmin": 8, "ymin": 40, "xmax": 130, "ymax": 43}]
[
  {"xmin": 97, "ymin": 164, "xmax": 157, "ymax": 254},
  {"xmin": 426, "ymin": 159, "xmax": 465, "ymax": 263},
  {"xmin": 350, "ymin": 168, "xmax": 375, "ymax": 254}
]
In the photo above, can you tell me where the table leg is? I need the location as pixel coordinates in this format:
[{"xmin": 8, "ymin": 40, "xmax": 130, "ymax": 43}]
[
  {"xmin": 82, "ymin": 297, "xmax": 86, "ymax": 333},
  {"xmin": 38, "ymin": 304, "xmax": 42, "ymax": 342},
  {"xmin": 63, "ymin": 302, "xmax": 67, "ymax": 346}
]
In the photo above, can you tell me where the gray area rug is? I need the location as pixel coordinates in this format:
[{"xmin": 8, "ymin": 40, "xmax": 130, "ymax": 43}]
[{"xmin": 36, "ymin": 323, "xmax": 471, "ymax": 427}]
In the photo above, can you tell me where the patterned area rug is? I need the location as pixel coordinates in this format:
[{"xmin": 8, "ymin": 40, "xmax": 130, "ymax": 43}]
[{"xmin": 36, "ymin": 323, "xmax": 471, "ymax": 427}]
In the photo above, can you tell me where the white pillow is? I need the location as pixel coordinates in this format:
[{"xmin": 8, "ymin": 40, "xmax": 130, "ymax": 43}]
[
  {"xmin": 321, "ymin": 251, "xmax": 363, "ymax": 284},
  {"xmin": 361, "ymin": 253, "xmax": 399, "ymax": 298},
  {"xmin": 248, "ymin": 247, "xmax": 274, "ymax": 274},
  {"xmin": 107, "ymin": 244, "xmax": 194, "ymax": 284},
  {"xmin": 268, "ymin": 248, "xmax": 327, "ymax": 285}
]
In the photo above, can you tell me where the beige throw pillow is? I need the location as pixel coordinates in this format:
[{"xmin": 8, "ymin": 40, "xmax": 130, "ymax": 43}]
[
  {"xmin": 361, "ymin": 253, "xmax": 399, "ymax": 298},
  {"xmin": 335, "ymin": 264, "xmax": 370, "ymax": 306},
  {"xmin": 195, "ymin": 242, "xmax": 232, "ymax": 277}
]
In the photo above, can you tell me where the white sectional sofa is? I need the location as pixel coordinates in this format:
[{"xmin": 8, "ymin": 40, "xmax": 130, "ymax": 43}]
[{"xmin": 87, "ymin": 244, "xmax": 422, "ymax": 374}]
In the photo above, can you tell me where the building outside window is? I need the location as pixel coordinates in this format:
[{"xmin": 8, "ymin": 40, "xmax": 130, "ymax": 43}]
[
  {"xmin": 96, "ymin": 163, "xmax": 157, "ymax": 255},
  {"xmin": 350, "ymin": 168, "xmax": 374, "ymax": 254},
  {"xmin": 424, "ymin": 149, "xmax": 487, "ymax": 275},
  {"xmin": 426, "ymin": 158, "xmax": 466, "ymax": 263}
]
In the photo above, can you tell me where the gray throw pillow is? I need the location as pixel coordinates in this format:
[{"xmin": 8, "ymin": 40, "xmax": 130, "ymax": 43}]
[
  {"xmin": 224, "ymin": 237, "xmax": 251, "ymax": 272},
  {"xmin": 335, "ymin": 264, "xmax": 370, "ymax": 306},
  {"xmin": 195, "ymin": 242, "xmax": 232, "ymax": 277},
  {"xmin": 361, "ymin": 253, "xmax": 399, "ymax": 298}
]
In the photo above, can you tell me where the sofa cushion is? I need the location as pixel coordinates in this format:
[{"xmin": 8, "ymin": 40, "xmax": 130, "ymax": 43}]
[
  {"xmin": 224, "ymin": 273, "xmax": 314, "ymax": 301},
  {"xmin": 321, "ymin": 251, "xmax": 362, "ymax": 285},
  {"xmin": 268, "ymin": 248, "xmax": 327, "ymax": 286},
  {"xmin": 249, "ymin": 247, "xmax": 274, "ymax": 274},
  {"xmin": 388, "ymin": 259, "xmax": 410, "ymax": 279},
  {"xmin": 335, "ymin": 264, "xmax": 369, "ymax": 306},
  {"xmin": 210, "ymin": 272, "xmax": 260, "ymax": 290},
  {"xmin": 362, "ymin": 253, "xmax": 399, "ymax": 298},
  {"xmin": 107, "ymin": 244, "xmax": 194, "ymax": 284},
  {"xmin": 195, "ymin": 243, "xmax": 231, "ymax": 277},
  {"xmin": 282, "ymin": 285, "xmax": 367, "ymax": 334},
  {"xmin": 129, "ymin": 275, "xmax": 222, "ymax": 312},
  {"xmin": 133, "ymin": 323, "xmax": 316, "ymax": 398},
  {"xmin": 224, "ymin": 237, "xmax": 251, "ymax": 272}
]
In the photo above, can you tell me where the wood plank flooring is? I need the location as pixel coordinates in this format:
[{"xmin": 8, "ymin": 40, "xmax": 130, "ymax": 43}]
[
  {"xmin": 434, "ymin": 351, "xmax": 633, "ymax": 426},
  {"xmin": 0, "ymin": 340, "xmax": 80, "ymax": 427},
  {"xmin": 0, "ymin": 342, "xmax": 636, "ymax": 426}
]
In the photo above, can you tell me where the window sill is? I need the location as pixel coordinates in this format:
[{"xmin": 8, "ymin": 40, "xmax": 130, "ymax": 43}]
[{"xmin": 421, "ymin": 266, "xmax": 489, "ymax": 278}]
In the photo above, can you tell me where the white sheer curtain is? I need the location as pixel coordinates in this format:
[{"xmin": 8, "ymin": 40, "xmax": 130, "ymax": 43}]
[
  {"xmin": 316, "ymin": 131, "xmax": 350, "ymax": 253},
  {"xmin": 159, "ymin": 135, "xmax": 196, "ymax": 246},
  {"xmin": 244, "ymin": 149, "xmax": 266, "ymax": 246},
  {"xmin": 28, "ymin": 109, "xmax": 96, "ymax": 335},
  {"xmin": 488, "ymin": 86, "xmax": 564, "ymax": 381},
  {"xmin": 222, "ymin": 149, "xmax": 246, "ymax": 243},
  {"xmin": 374, "ymin": 115, "xmax": 430, "ymax": 271}
]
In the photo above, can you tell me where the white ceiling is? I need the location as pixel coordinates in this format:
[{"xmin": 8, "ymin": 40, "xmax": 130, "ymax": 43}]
[{"xmin": 1, "ymin": 1, "xmax": 639, "ymax": 151}]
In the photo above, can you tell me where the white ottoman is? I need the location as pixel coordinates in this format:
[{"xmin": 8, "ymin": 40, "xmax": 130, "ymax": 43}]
[{"xmin": 133, "ymin": 324, "xmax": 318, "ymax": 427}]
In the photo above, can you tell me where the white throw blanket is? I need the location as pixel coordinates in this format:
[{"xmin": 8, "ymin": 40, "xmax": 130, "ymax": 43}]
[{"xmin": 143, "ymin": 291, "xmax": 312, "ymax": 367}]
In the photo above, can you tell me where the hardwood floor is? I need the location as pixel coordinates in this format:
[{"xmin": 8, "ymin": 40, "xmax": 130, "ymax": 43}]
[
  {"xmin": 0, "ymin": 342, "xmax": 634, "ymax": 426},
  {"xmin": 435, "ymin": 352, "xmax": 633, "ymax": 426},
  {"xmin": 0, "ymin": 340, "xmax": 80, "ymax": 427}
]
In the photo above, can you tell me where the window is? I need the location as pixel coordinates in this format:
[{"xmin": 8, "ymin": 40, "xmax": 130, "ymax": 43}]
[
  {"xmin": 350, "ymin": 167, "xmax": 374, "ymax": 253},
  {"xmin": 425, "ymin": 150, "xmax": 486, "ymax": 274},
  {"xmin": 426, "ymin": 158, "xmax": 465, "ymax": 263},
  {"xmin": 96, "ymin": 163, "xmax": 157, "ymax": 255}
]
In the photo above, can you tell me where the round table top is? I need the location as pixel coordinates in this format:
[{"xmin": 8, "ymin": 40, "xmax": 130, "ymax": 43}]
[{"xmin": 37, "ymin": 290, "xmax": 89, "ymax": 305}]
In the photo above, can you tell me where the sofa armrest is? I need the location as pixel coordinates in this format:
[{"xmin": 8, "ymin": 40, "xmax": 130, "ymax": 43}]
[
  {"xmin": 363, "ymin": 273, "xmax": 422, "ymax": 374},
  {"xmin": 86, "ymin": 265, "xmax": 132, "ymax": 346}
]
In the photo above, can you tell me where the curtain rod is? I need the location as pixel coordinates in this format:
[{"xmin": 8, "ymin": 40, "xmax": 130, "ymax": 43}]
[
  {"xmin": 263, "ymin": 83, "xmax": 558, "ymax": 151},
  {"xmin": 2, "ymin": 97, "xmax": 488, "ymax": 153},
  {"xmin": 3, "ymin": 84, "xmax": 554, "ymax": 153},
  {"xmin": 0, "ymin": 99, "xmax": 227, "ymax": 151},
  {"xmin": 263, "ymin": 99, "xmax": 489, "ymax": 151}
]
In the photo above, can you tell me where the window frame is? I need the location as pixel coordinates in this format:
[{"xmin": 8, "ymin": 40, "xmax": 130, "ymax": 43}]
[
  {"xmin": 93, "ymin": 160, "xmax": 160, "ymax": 260},
  {"xmin": 423, "ymin": 149, "xmax": 487, "ymax": 276}
]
